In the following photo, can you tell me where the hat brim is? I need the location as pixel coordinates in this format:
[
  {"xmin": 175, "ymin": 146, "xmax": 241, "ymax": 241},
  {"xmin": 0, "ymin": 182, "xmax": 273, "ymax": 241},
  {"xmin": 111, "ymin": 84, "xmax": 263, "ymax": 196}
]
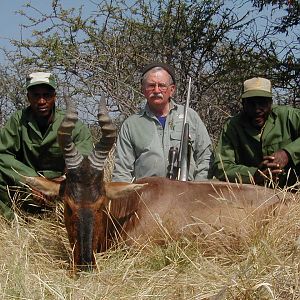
[
  {"xmin": 242, "ymin": 90, "xmax": 272, "ymax": 98},
  {"xmin": 26, "ymin": 81, "xmax": 56, "ymax": 90}
]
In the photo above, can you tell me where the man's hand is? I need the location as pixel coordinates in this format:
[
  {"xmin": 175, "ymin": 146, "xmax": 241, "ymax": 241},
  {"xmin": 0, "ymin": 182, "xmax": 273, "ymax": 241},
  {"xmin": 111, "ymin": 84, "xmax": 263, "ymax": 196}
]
[
  {"xmin": 254, "ymin": 150, "xmax": 289, "ymax": 184},
  {"xmin": 270, "ymin": 149, "xmax": 289, "ymax": 169}
]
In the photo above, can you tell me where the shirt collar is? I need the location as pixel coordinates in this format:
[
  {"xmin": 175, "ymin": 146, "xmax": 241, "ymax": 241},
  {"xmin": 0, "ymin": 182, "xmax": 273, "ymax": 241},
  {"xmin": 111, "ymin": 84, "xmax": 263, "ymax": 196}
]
[
  {"xmin": 238, "ymin": 106, "xmax": 277, "ymax": 140},
  {"xmin": 25, "ymin": 106, "xmax": 57, "ymax": 125}
]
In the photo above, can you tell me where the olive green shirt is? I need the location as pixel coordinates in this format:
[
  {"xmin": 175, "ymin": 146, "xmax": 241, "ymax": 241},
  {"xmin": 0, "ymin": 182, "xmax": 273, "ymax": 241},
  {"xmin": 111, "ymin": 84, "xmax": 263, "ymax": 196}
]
[
  {"xmin": 112, "ymin": 100, "xmax": 212, "ymax": 182},
  {"xmin": 210, "ymin": 105, "xmax": 300, "ymax": 186},
  {"xmin": 0, "ymin": 106, "xmax": 93, "ymax": 187}
]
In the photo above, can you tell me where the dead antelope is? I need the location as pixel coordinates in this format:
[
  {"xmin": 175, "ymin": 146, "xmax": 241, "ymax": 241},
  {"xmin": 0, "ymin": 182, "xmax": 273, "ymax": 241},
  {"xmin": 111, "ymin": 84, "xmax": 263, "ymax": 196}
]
[{"xmin": 20, "ymin": 95, "xmax": 290, "ymax": 271}]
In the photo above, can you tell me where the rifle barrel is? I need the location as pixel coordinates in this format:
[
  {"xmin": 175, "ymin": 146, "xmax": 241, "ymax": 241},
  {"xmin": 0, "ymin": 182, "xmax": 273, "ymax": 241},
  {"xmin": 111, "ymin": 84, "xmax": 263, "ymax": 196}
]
[
  {"xmin": 182, "ymin": 77, "xmax": 191, "ymax": 126},
  {"xmin": 177, "ymin": 76, "xmax": 192, "ymax": 181}
]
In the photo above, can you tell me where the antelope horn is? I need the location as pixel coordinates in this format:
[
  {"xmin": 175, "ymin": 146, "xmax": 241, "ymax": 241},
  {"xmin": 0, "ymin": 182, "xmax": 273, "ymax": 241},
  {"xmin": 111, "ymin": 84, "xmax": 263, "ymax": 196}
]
[
  {"xmin": 88, "ymin": 94, "xmax": 117, "ymax": 170},
  {"xmin": 57, "ymin": 92, "xmax": 83, "ymax": 169}
]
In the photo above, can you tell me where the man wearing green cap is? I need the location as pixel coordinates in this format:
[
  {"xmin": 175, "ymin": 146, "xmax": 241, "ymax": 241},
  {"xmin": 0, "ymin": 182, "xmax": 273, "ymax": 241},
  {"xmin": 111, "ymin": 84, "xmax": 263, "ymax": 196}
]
[
  {"xmin": 112, "ymin": 62, "xmax": 211, "ymax": 182},
  {"xmin": 0, "ymin": 72, "xmax": 93, "ymax": 218},
  {"xmin": 210, "ymin": 77, "xmax": 300, "ymax": 188}
]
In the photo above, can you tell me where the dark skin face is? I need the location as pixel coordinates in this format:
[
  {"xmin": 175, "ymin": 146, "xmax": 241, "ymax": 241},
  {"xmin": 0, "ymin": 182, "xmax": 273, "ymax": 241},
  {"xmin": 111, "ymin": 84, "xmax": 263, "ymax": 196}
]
[
  {"xmin": 27, "ymin": 84, "xmax": 56, "ymax": 122},
  {"xmin": 242, "ymin": 97, "xmax": 290, "ymax": 183},
  {"xmin": 242, "ymin": 96, "xmax": 272, "ymax": 129}
]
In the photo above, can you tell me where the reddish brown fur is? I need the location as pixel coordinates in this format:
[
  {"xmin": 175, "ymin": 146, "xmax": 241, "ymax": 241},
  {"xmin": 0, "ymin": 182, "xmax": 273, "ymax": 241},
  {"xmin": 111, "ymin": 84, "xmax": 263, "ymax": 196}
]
[
  {"xmin": 99, "ymin": 177, "xmax": 288, "ymax": 250},
  {"xmin": 23, "ymin": 169, "xmax": 290, "ymax": 270}
]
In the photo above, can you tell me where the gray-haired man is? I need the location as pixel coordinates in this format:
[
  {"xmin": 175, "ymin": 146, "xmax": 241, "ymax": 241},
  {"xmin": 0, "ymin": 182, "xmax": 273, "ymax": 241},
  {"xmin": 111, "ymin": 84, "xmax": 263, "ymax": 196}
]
[{"xmin": 112, "ymin": 62, "xmax": 211, "ymax": 182}]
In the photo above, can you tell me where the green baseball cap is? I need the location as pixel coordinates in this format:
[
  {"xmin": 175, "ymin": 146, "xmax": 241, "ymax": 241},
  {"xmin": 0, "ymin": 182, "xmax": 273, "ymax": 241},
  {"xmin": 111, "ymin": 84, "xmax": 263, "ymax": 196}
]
[{"xmin": 26, "ymin": 72, "xmax": 57, "ymax": 90}]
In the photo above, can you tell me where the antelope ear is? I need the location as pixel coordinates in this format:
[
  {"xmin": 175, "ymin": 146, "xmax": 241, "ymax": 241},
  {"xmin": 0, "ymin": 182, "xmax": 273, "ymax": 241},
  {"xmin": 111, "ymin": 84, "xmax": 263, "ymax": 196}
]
[
  {"xmin": 20, "ymin": 176, "xmax": 62, "ymax": 197},
  {"xmin": 104, "ymin": 182, "xmax": 148, "ymax": 200}
]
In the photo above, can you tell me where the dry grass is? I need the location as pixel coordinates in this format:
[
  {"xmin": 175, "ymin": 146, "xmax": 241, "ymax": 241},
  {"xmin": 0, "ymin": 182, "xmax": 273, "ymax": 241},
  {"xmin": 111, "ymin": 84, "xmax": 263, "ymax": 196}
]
[{"xmin": 0, "ymin": 189, "xmax": 300, "ymax": 299}]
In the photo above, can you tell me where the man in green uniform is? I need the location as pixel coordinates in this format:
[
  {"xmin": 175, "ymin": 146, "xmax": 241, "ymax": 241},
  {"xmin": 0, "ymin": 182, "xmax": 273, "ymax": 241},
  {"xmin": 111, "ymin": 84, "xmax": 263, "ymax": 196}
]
[
  {"xmin": 112, "ymin": 62, "xmax": 211, "ymax": 182},
  {"xmin": 0, "ymin": 72, "xmax": 93, "ymax": 218},
  {"xmin": 210, "ymin": 77, "xmax": 300, "ymax": 188}
]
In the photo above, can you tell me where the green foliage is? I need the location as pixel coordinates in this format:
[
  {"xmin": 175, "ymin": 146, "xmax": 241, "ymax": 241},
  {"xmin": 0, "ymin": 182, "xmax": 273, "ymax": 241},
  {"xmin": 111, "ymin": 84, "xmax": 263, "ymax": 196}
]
[{"xmin": 0, "ymin": 0, "xmax": 299, "ymax": 140}]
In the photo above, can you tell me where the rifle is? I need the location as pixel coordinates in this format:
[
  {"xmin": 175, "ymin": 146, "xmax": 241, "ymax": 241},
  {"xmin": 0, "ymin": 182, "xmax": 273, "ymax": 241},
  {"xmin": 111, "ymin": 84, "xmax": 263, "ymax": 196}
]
[
  {"xmin": 166, "ymin": 146, "xmax": 179, "ymax": 180},
  {"xmin": 167, "ymin": 77, "xmax": 192, "ymax": 181}
]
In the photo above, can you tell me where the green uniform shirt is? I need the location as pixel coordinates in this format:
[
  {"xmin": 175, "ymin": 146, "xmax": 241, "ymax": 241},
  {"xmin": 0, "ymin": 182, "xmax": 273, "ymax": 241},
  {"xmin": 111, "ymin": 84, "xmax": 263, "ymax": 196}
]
[
  {"xmin": 0, "ymin": 106, "xmax": 93, "ymax": 187},
  {"xmin": 112, "ymin": 100, "xmax": 212, "ymax": 182},
  {"xmin": 210, "ymin": 105, "xmax": 300, "ymax": 186}
]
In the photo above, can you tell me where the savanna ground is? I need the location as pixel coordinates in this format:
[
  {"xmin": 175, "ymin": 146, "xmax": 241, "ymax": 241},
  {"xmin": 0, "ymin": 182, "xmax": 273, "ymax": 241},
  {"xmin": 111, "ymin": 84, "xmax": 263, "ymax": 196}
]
[{"xmin": 1, "ymin": 182, "xmax": 300, "ymax": 300}]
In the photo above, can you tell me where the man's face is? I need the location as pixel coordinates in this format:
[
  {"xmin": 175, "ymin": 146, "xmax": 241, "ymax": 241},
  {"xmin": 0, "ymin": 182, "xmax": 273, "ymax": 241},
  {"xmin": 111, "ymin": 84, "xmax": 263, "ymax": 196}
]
[
  {"xmin": 27, "ymin": 84, "xmax": 56, "ymax": 119},
  {"xmin": 242, "ymin": 97, "xmax": 272, "ymax": 129},
  {"xmin": 142, "ymin": 70, "xmax": 175, "ymax": 113}
]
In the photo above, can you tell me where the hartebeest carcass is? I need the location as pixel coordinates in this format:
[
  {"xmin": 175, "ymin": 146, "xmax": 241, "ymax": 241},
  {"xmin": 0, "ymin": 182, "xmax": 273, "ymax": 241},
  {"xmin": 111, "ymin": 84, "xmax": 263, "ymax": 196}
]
[{"xmin": 20, "ymin": 95, "xmax": 291, "ymax": 270}]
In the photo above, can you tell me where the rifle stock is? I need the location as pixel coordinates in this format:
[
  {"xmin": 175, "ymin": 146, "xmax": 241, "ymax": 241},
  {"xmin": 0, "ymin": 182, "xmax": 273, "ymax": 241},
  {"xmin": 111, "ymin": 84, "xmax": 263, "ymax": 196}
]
[{"xmin": 167, "ymin": 147, "xmax": 179, "ymax": 180}]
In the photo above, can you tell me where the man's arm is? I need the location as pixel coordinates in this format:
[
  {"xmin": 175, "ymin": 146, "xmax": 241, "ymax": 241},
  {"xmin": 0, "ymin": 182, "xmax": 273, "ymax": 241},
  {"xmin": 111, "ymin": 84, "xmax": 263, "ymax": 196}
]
[
  {"xmin": 210, "ymin": 122, "xmax": 257, "ymax": 183},
  {"xmin": 279, "ymin": 108, "xmax": 300, "ymax": 167},
  {"xmin": 191, "ymin": 111, "xmax": 212, "ymax": 181},
  {"xmin": 0, "ymin": 114, "xmax": 40, "ymax": 185},
  {"xmin": 256, "ymin": 107, "xmax": 300, "ymax": 183},
  {"xmin": 112, "ymin": 122, "xmax": 136, "ymax": 182}
]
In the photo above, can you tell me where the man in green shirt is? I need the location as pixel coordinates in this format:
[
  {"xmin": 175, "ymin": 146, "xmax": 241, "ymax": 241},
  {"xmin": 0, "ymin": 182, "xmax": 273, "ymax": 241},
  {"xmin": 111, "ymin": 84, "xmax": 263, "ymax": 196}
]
[
  {"xmin": 112, "ymin": 62, "xmax": 211, "ymax": 182},
  {"xmin": 210, "ymin": 77, "xmax": 300, "ymax": 188},
  {"xmin": 0, "ymin": 72, "xmax": 93, "ymax": 218}
]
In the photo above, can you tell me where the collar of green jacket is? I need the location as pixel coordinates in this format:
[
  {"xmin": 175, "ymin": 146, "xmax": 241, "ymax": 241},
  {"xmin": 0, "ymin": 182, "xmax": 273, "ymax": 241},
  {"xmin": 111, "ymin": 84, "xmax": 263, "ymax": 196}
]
[
  {"xmin": 24, "ymin": 106, "xmax": 58, "ymax": 125},
  {"xmin": 22, "ymin": 106, "xmax": 62, "ymax": 138}
]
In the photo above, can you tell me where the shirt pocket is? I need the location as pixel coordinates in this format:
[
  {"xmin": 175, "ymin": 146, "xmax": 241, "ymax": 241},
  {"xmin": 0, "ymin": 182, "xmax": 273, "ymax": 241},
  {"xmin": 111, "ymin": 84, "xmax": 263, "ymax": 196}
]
[
  {"xmin": 278, "ymin": 137, "xmax": 292, "ymax": 148},
  {"xmin": 170, "ymin": 128, "xmax": 197, "ymax": 180},
  {"xmin": 170, "ymin": 130, "xmax": 182, "ymax": 150},
  {"xmin": 265, "ymin": 137, "xmax": 292, "ymax": 154},
  {"xmin": 171, "ymin": 127, "xmax": 196, "ymax": 146}
]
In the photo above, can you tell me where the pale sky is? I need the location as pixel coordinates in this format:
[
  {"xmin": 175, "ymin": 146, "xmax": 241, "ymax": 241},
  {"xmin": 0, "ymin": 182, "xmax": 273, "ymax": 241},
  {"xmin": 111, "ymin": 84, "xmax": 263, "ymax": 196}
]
[
  {"xmin": 0, "ymin": 0, "xmax": 95, "ymax": 61},
  {"xmin": 0, "ymin": 0, "xmax": 296, "ymax": 62},
  {"xmin": 0, "ymin": 0, "xmax": 27, "ymax": 49}
]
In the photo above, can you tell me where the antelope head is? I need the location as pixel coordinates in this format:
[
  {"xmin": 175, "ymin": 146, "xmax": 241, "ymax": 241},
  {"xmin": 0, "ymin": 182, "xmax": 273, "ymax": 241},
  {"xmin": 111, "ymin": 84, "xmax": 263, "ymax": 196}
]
[
  {"xmin": 21, "ymin": 95, "xmax": 146, "ymax": 271},
  {"xmin": 57, "ymin": 94, "xmax": 117, "ymax": 270}
]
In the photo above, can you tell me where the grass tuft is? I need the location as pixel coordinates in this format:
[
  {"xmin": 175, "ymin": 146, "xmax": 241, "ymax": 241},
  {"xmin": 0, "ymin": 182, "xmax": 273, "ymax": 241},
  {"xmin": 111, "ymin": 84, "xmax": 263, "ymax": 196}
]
[{"xmin": 0, "ymin": 187, "xmax": 299, "ymax": 299}]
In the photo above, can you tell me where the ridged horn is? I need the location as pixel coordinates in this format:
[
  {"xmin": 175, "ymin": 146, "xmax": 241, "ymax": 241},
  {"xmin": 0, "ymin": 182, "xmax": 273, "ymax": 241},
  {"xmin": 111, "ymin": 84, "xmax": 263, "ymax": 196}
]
[
  {"xmin": 88, "ymin": 94, "xmax": 117, "ymax": 170},
  {"xmin": 57, "ymin": 92, "xmax": 83, "ymax": 169}
]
